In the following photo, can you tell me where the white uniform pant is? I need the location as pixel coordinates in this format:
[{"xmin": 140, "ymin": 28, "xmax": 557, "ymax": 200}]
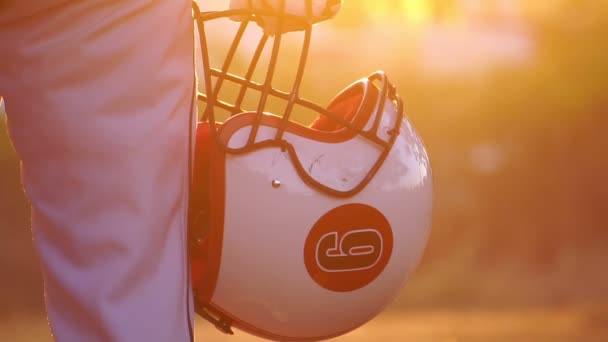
[{"xmin": 0, "ymin": 1, "xmax": 195, "ymax": 341}]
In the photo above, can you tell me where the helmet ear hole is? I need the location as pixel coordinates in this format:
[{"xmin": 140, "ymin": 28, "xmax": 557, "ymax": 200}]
[{"xmin": 310, "ymin": 92, "xmax": 363, "ymax": 132}]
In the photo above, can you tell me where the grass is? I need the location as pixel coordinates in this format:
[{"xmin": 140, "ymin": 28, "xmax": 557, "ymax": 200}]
[{"xmin": 2, "ymin": 306, "xmax": 607, "ymax": 342}]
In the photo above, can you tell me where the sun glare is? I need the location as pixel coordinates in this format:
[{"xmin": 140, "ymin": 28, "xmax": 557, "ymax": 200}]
[
  {"xmin": 366, "ymin": 0, "xmax": 434, "ymax": 26},
  {"xmin": 357, "ymin": 0, "xmax": 564, "ymax": 28},
  {"xmin": 400, "ymin": 0, "xmax": 434, "ymax": 26}
]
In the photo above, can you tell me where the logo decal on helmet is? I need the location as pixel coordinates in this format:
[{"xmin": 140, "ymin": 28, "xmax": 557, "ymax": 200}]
[
  {"xmin": 316, "ymin": 229, "xmax": 383, "ymax": 272},
  {"xmin": 304, "ymin": 203, "xmax": 393, "ymax": 292}
]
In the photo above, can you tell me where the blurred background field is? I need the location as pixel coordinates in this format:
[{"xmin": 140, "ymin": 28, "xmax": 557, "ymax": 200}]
[{"xmin": 1, "ymin": 0, "xmax": 608, "ymax": 340}]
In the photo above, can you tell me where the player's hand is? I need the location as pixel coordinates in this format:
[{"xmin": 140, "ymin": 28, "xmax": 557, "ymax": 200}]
[{"xmin": 229, "ymin": 0, "xmax": 342, "ymax": 35}]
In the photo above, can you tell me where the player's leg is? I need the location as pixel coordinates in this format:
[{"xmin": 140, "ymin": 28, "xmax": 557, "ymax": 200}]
[{"xmin": 0, "ymin": 1, "xmax": 195, "ymax": 341}]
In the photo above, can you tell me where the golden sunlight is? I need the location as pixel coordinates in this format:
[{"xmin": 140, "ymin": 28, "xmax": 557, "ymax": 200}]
[
  {"xmin": 353, "ymin": 0, "xmax": 565, "ymax": 27},
  {"xmin": 400, "ymin": 0, "xmax": 434, "ymax": 26},
  {"xmin": 365, "ymin": 0, "xmax": 434, "ymax": 26}
]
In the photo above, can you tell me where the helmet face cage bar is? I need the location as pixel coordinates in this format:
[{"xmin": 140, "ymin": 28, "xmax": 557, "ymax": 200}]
[{"xmin": 192, "ymin": 1, "xmax": 404, "ymax": 198}]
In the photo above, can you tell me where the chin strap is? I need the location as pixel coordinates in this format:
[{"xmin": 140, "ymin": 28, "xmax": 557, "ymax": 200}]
[{"xmin": 195, "ymin": 300, "xmax": 235, "ymax": 335}]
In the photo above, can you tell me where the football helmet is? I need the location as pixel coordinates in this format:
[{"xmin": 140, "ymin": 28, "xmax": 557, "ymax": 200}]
[{"xmin": 190, "ymin": 1, "xmax": 433, "ymax": 341}]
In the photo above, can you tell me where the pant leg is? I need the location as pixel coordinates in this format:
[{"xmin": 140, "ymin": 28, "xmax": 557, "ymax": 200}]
[{"xmin": 0, "ymin": 1, "xmax": 195, "ymax": 341}]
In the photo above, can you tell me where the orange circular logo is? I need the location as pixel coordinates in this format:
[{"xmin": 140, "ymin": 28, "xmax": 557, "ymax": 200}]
[{"xmin": 304, "ymin": 203, "xmax": 393, "ymax": 292}]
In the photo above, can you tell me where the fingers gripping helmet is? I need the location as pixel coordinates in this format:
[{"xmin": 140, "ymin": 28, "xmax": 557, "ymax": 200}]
[{"xmin": 190, "ymin": 1, "xmax": 433, "ymax": 340}]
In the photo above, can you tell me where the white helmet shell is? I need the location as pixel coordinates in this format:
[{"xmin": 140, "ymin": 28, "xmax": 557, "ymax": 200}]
[
  {"xmin": 190, "ymin": 77, "xmax": 433, "ymax": 340},
  {"xmin": 190, "ymin": 3, "xmax": 433, "ymax": 340}
]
